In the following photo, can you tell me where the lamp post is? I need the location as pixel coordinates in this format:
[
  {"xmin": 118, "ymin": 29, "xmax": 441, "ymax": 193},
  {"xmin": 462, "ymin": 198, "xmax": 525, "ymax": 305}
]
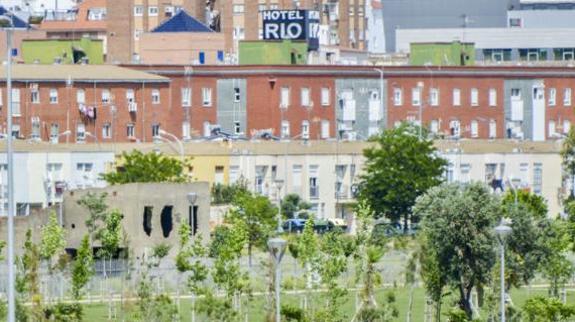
[
  {"xmin": 187, "ymin": 192, "xmax": 197, "ymax": 235},
  {"xmin": 1, "ymin": 12, "xmax": 16, "ymax": 322},
  {"xmin": 268, "ymin": 237, "xmax": 287, "ymax": 322},
  {"xmin": 274, "ymin": 179, "xmax": 284, "ymax": 233},
  {"xmin": 495, "ymin": 219, "xmax": 512, "ymax": 322},
  {"xmin": 159, "ymin": 129, "xmax": 184, "ymax": 160}
]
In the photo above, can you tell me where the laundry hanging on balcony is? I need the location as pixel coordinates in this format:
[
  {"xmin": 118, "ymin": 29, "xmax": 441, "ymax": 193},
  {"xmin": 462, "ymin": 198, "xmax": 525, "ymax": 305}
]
[{"xmin": 78, "ymin": 104, "xmax": 97, "ymax": 120}]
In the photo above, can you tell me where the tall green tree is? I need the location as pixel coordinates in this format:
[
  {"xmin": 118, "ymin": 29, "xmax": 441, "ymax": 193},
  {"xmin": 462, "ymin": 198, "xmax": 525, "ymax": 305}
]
[
  {"xmin": 40, "ymin": 212, "xmax": 67, "ymax": 303},
  {"xmin": 281, "ymin": 194, "xmax": 311, "ymax": 219},
  {"xmin": 560, "ymin": 127, "xmax": 575, "ymax": 198},
  {"xmin": 102, "ymin": 150, "xmax": 187, "ymax": 184},
  {"xmin": 414, "ymin": 182, "xmax": 500, "ymax": 319},
  {"xmin": 229, "ymin": 191, "xmax": 278, "ymax": 267},
  {"xmin": 359, "ymin": 122, "xmax": 446, "ymax": 228},
  {"xmin": 71, "ymin": 235, "xmax": 94, "ymax": 300},
  {"xmin": 77, "ymin": 192, "xmax": 109, "ymax": 243},
  {"xmin": 522, "ymin": 296, "xmax": 575, "ymax": 322}
]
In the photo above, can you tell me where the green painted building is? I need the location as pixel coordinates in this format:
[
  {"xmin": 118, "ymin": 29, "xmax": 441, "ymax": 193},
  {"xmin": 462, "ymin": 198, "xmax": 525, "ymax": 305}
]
[
  {"xmin": 410, "ymin": 42, "xmax": 475, "ymax": 66},
  {"xmin": 239, "ymin": 40, "xmax": 308, "ymax": 65},
  {"xmin": 22, "ymin": 38, "xmax": 104, "ymax": 64}
]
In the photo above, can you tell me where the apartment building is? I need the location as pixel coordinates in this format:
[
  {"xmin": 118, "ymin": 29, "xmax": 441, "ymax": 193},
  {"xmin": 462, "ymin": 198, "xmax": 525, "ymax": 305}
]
[
  {"xmin": 210, "ymin": 0, "xmax": 367, "ymax": 54},
  {"xmin": 106, "ymin": 0, "xmax": 205, "ymax": 63},
  {"xmin": 0, "ymin": 64, "xmax": 169, "ymax": 143}
]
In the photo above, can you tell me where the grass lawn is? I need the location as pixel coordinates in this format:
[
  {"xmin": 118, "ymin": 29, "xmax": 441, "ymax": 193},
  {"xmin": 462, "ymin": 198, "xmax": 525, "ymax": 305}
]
[{"xmin": 81, "ymin": 286, "xmax": 575, "ymax": 321}]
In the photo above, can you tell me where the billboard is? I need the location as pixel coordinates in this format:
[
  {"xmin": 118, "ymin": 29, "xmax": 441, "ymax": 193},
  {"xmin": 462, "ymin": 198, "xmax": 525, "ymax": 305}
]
[{"xmin": 262, "ymin": 10, "xmax": 320, "ymax": 51}]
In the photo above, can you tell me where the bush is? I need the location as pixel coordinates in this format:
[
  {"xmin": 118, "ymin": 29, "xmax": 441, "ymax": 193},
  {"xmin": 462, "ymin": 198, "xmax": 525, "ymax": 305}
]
[
  {"xmin": 281, "ymin": 304, "xmax": 307, "ymax": 322},
  {"xmin": 43, "ymin": 303, "xmax": 83, "ymax": 322}
]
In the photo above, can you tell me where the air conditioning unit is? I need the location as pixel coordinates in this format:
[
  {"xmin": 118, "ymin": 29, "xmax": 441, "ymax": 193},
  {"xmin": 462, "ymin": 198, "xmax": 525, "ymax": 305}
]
[{"xmin": 128, "ymin": 102, "xmax": 138, "ymax": 112}]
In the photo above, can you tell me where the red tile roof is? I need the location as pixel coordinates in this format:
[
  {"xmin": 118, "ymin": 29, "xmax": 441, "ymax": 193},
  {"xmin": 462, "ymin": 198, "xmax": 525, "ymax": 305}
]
[{"xmin": 39, "ymin": 0, "xmax": 106, "ymax": 32}]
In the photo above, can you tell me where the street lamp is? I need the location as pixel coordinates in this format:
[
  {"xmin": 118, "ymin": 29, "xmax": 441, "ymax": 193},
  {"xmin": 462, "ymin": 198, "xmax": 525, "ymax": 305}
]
[
  {"xmin": 1, "ymin": 12, "xmax": 16, "ymax": 322},
  {"xmin": 187, "ymin": 192, "xmax": 197, "ymax": 235},
  {"xmin": 274, "ymin": 179, "xmax": 284, "ymax": 234},
  {"xmin": 495, "ymin": 219, "xmax": 512, "ymax": 322},
  {"xmin": 268, "ymin": 237, "xmax": 287, "ymax": 322},
  {"xmin": 159, "ymin": 129, "xmax": 184, "ymax": 160}
]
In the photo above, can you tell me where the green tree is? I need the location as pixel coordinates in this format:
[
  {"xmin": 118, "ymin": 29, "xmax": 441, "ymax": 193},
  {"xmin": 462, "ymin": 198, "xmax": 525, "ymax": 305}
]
[
  {"xmin": 297, "ymin": 217, "xmax": 319, "ymax": 312},
  {"xmin": 211, "ymin": 178, "xmax": 249, "ymax": 205},
  {"xmin": 414, "ymin": 182, "xmax": 500, "ymax": 319},
  {"xmin": 16, "ymin": 230, "xmax": 43, "ymax": 321},
  {"xmin": 522, "ymin": 296, "xmax": 575, "ymax": 322},
  {"xmin": 561, "ymin": 127, "xmax": 575, "ymax": 198},
  {"xmin": 71, "ymin": 235, "xmax": 94, "ymax": 300},
  {"xmin": 281, "ymin": 194, "xmax": 311, "ymax": 219},
  {"xmin": 359, "ymin": 122, "xmax": 446, "ymax": 228},
  {"xmin": 539, "ymin": 220, "xmax": 574, "ymax": 298},
  {"xmin": 40, "ymin": 212, "xmax": 67, "ymax": 304},
  {"xmin": 102, "ymin": 150, "xmax": 187, "ymax": 184},
  {"xmin": 229, "ymin": 191, "xmax": 277, "ymax": 267},
  {"xmin": 502, "ymin": 189, "xmax": 548, "ymax": 218},
  {"xmin": 77, "ymin": 192, "xmax": 109, "ymax": 243}
]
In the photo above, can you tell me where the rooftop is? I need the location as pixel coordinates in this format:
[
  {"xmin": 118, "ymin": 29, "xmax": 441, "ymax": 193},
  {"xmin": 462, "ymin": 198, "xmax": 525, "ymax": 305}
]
[
  {"xmin": 38, "ymin": 0, "xmax": 106, "ymax": 32},
  {"xmin": 0, "ymin": 6, "xmax": 30, "ymax": 29},
  {"xmin": 0, "ymin": 64, "xmax": 169, "ymax": 83},
  {"xmin": 151, "ymin": 10, "xmax": 213, "ymax": 33}
]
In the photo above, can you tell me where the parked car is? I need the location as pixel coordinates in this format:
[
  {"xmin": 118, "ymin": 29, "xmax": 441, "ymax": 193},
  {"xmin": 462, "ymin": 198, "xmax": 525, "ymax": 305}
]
[{"xmin": 282, "ymin": 218, "xmax": 307, "ymax": 233}]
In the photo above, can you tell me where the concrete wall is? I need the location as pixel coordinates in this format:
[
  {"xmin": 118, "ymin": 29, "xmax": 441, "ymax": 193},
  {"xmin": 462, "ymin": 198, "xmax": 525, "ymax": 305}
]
[
  {"xmin": 239, "ymin": 40, "xmax": 308, "ymax": 65},
  {"xmin": 140, "ymin": 32, "xmax": 225, "ymax": 65},
  {"xmin": 21, "ymin": 38, "xmax": 105, "ymax": 64},
  {"xmin": 0, "ymin": 182, "xmax": 211, "ymax": 258}
]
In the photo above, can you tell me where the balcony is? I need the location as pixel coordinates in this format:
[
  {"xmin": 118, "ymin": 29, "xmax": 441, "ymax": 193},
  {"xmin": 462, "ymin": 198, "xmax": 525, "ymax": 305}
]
[
  {"xmin": 335, "ymin": 183, "xmax": 349, "ymax": 199},
  {"xmin": 128, "ymin": 102, "xmax": 138, "ymax": 113},
  {"xmin": 309, "ymin": 186, "xmax": 319, "ymax": 199}
]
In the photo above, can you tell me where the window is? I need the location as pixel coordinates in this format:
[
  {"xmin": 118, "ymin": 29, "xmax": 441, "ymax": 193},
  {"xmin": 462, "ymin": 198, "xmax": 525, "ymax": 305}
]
[
  {"xmin": 31, "ymin": 117, "xmax": 40, "ymax": 140},
  {"xmin": 77, "ymin": 89, "xmax": 85, "ymax": 104},
  {"xmin": 134, "ymin": 29, "xmax": 142, "ymax": 40},
  {"xmin": 489, "ymin": 120, "xmax": 497, "ymax": 139},
  {"xmin": 309, "ymin": 165, "xmax": 319, "ymax": 199},
  {"xmin": 564, "ymin": 120, "xmax": 571, "ymax": 134},
  {"xmin": 102, "ymin": 89, "xmax": 111, "ymax": 104},
  {"xmin": 393, "ymin": 88, "xmax": 403, "ymax": 106},
  {"xmin": 321, "ymin": 120, "xmax": 330, "ymax": 139},
  {"xmin": 321, "ymin": 88, "xmax": 330, "ymax": 106},
  {"xmin": 430, "ymin": 120, "xmax": 439, "ymax": 134},
  {"xmin": 234, "ymin": 121, "xmax": 241, "ymax": 135},
  {"xmin": 134, "ymin": 5, "xmax": 143, "ymax": 16},
  {"xmin": 215, "ymin": 166, "xmax": 225, "ymax": 184},
  {"xmin": 449, "ymin": 120, "xmax": 461, "ymax": 137},
  {"xmin": 511, "ymin": 88, "xmax": 521, "ymax": 98},
  {"xmin": 445, "ymin": 162, "xmax": 454, "ymax": 183},
  {"xmin": 148, "ymin": 6, "xmax": 158, "ymax": 16},
  {"xmin": 470, "ymin": 88, "xmax": 478, "ymax": 106},
  {"xmin": 489, "ymin": 88, "xmax": 497, "ymax": 107},
  {"xmin": 471, "ymin": 120, "xmax": 479, "ymax": 138},
  {"xmin": 548, "ymin": 120, "xmax": 556, "ymax": 136},
  {"xmin": 31, "ymin": 85, "xmax": 39, "ymax": 104},
  {"xmin": 152, "ymin": 124, "xmax": 160, "ymax": 138},
  {"xmin": 292, "ymin": 165, "xmax": 302, "ymax": 190},
  {"xmin": 233, "ymin": 4, "xmax": 244, "ymax": 14},
  {"xmin": 127, "ymin": 123, "xmax": 135, "ymax": 138},
  {"xmin": 11, "ymin": 124, "xmax": 20, "ymax": 138},
  {"xmin": 411, "ymin": 87, "xmax": 421, "ymax": 106},
  {"xmin": 102, "ymin": 123, "xmax": 111, "ymax": 139},
  {"xmin": 460, "ymin": 164, "xmax": 471, "ymax": 183},
  {"xmin": 49, "ymin": 88, "xmax": 58, "ymax": 104},
  {"xmin": 126, "ymin": 89, "xmax": 135, "ymax": 103},
  {"xmin": 181, "ymin": 88, "xmax": 191, "ymax": 106},
  {"xmin": 11, "ymin": 89, "xmax": 20, "ymax": 116},
  {"xmin": 564, "ymin": 88, "xmax": 572, "ymax": 106},
  {"xmin": 203, "ymin": 122, "xmax": 211, "ymax": 137},
  {"xmin": 301, "ymin": 120, "xmax": 310, "ymax": 139},
  {"xmin": 509, "ymin": 18, "xmax": 521, "ymax": 27},
  {"xmin": 182, "ymin": 121, "xmax": 191, "ymax": 140},
  {"xmin": 258, "ymin": 4, "xmax": 266, "ymax": 11},
  {"xmin": 202, "ymin": 88, "xmax": 212, "ymax": 106},
  {"xmin": 76, "ymin": 162, "xmax": 94, "ymax": 189},
  {"xmin": 234, "ymin": 87, "xmax": 241, "ymax": 102},
  {"xmin": 280, "ymin": 87, "xmax": 290, "ymax": 108},
  {"xmin": 281, "ymin": 120, "xmax": 290, "ymax": 138},
  {"xmin": 430, "ymin": 88, "xmax": 439, "ymax": 106},
  {"xmin": 76, "ymin": 123, "xmax": 85, "ymax": 143},
  {"xmin": 301, "ymin": 87, "xmax": 311, "ymax": 107},
  {"xmin": 50, "ymin": 123, "xmax": 59, "ymax": 143},
  {"xmin": 533, "ymin": 163, "xmax": 543, "ymax": 195},
  {"xmin": 229, "ymin": 165, "xmax": 240, "ymax": 184},
  {"xmin": 151, "ymin": 89, "xmax": 160, "ymax": 104},
  {"xmin": 452, "ymin": 88, "xmax": 461, "ymax": 106},
  {"xmin": 548, "ymin": 88, "xmax": 556, "ymax": 106}
]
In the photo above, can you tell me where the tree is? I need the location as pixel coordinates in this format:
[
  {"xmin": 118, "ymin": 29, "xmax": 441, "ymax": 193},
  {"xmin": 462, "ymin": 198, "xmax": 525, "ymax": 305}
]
[
  {"xmin": 414, "ymin": 182, "xmax": 500, "ymax": 319},
  {"xmin": 359, "ymin": 122, "xmax": 446, "ymax": 228},
  {"xmin": 281, "ymin": 194, "xmax": 311, "ymax": 219},
  {"xmin": 40, "ymin": 212, "xmax": 67, "ymax": 303},
  {"xmin": 102, "ymin": 150, "xmax": 187, "ymax": 184},
  {"xmin": 16, "ymin": 230, "xmax": 43, "ymax": 321},
  {"xmin": 229, "ymin": 191, "xmax": 278, "ymax": 267},
  {"xmin": 211, "ymin": 178, "xmax": 249, "ymax": 205},
  {"xmin": 77, "ymin": 192, "xmax": 109, "ymax": 243},
  {"xmin": 522, "ymin": 296, "xmax": 575, "ymax": 322},
  {"xmin": 561, "ymin": 127, "xmax": 575, "ymax": 197},
  {"xmin": 539, "ymin": 220, "xmax": 574, "ymax": 298},
  {"xmin": 71, "ymin": 235, "xmax": 94, "ymax": 300},
  {"xmin": 296, "ymin": 217, "xmax": 319, "ymax": 314}
]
